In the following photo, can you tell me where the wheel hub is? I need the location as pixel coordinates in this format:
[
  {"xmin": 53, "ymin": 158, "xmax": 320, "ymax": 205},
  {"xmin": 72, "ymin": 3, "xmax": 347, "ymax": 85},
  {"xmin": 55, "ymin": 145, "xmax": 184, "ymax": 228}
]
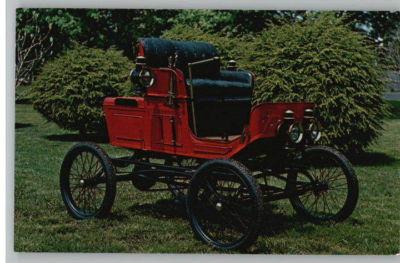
[
  {"xmin": 215, "ymin": 202, "xmax": 223, "ymax": 211},
  {"xmin": 313, "ymin": 181, "xmax": 329, "ymax": 196},
  {"xmin": 80, "ymin": 179, "xmax": 85, "ymax": 185}
]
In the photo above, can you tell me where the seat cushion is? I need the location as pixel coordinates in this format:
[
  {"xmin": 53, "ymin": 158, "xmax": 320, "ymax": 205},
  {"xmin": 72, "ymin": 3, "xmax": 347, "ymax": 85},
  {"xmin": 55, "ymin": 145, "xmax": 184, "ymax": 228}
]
[
  {"xmin": 138, "ymin": 38, "xmax": 220, "ymax": 77},
  {"xmin": 194, "ymin": 99, "xmax": 252, "ymax": 137}
]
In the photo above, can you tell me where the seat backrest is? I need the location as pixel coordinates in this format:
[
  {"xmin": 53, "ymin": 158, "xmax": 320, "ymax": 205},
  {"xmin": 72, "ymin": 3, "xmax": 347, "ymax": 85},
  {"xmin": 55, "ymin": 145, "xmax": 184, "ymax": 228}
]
[
  {"xmin": 138, "ymin": 38, "xmax": 220, "ymax": 77},
  {"xmin": 191, "ymin": 70, "xmax": 254, "ymax": 137},
  {"xmin": 191, "ymin": 70, "xmax": 253, "ymax": 98}
]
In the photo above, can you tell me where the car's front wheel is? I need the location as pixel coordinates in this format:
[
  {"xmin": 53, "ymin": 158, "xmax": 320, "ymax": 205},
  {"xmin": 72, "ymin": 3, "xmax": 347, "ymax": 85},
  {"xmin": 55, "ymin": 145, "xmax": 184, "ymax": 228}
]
[{"xmin": 187, "ymin": 159, "xmax": 263, "ymax": 250}]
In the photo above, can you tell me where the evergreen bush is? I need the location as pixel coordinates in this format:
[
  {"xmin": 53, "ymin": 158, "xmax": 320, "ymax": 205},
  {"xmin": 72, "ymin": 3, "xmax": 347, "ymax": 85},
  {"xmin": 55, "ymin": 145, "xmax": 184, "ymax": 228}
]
[
  {"xmin": 164, "ymin": 14, "xmax": 388, "ymax": 152},
  {"xmin": 31, "ymin": 45, "xmax": 134, "ymax": 134}
]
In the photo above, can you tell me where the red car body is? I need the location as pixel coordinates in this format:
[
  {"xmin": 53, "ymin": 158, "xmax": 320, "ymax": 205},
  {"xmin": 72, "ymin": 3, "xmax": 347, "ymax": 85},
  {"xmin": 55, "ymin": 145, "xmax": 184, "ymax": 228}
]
[{"xmin": 103, "ymin": 66, "xmax": 314, "ymax": 159}]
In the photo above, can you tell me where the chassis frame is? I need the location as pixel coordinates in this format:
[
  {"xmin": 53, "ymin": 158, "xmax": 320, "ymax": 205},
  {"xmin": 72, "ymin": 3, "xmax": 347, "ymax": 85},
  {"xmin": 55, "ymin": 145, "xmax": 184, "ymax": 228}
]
[{"xmin": 109, "ymin": 152, "xmax": 316, "ymax": 202}]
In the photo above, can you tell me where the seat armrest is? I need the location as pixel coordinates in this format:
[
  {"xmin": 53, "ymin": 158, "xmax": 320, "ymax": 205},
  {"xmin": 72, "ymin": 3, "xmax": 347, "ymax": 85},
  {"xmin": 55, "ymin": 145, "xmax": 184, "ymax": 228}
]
[{"xmin": 188, "ymin": 56, "xmax": 220, "ymax": 67}]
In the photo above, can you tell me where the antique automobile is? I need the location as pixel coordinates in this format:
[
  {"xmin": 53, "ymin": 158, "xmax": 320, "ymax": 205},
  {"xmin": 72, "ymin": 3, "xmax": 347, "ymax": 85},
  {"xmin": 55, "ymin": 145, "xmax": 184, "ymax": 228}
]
[{"xmin": 60, "ymin": 38, "xmax": 359, "ymax": 250}]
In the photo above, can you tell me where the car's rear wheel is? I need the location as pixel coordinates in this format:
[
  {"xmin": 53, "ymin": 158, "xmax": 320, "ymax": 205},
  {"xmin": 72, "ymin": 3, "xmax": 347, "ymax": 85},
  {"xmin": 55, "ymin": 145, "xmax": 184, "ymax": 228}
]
[
  {"xmin": 60, "ymin": 142, "xmax": 116, "ymax": 219},
  {"xmin": 287, "ymin": 146, "xmax": 358, "ymax": 223}
]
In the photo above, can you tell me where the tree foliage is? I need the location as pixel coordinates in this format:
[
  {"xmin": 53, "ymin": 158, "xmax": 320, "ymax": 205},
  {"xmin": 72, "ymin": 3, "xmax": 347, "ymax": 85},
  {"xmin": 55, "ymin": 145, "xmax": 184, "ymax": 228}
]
[
  {"xmin": 169, "ymin": 10, "xmax": 304, "ymax": 36},
  {"xmin": 340, "ymin": 11, "xmax": 400, "ymax": 44},
  {"xmin": 386, "ymin": 27, "xmax": 400, "ymax": 72},
  {"xmin": 16, "ymin": 9, "xmax": 399, "ymax": 89},
  {"xmin": 67, "ymin": 9, "xmax": 178, "ymax": 56},
  {"xmin": 164, "ymin": 14, "xmax": 388, "ymax": 152},
  {"xmin": 16, "ymin": 9, "xmax": 80, "ymax": 87},
  {"xmin": 16, "ymin": 8, "xmax": 177, "ymax": 87},
  {"xmin": 31, "ymin": 45, "xmax": 134, "ymax": 134}
]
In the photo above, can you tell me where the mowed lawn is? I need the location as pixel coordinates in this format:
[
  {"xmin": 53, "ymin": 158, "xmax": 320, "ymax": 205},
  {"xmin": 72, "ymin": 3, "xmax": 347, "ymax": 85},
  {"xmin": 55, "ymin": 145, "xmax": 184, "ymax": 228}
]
[{"xmin": 14, "ymin": 104, "xmax": 400, "ymax": 254}]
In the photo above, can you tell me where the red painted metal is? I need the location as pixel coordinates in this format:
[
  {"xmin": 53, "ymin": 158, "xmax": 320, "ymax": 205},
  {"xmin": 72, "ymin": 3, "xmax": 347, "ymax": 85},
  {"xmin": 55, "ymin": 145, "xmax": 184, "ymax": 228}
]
[{"xmin": 103, "ymin": 41, "xmax": 314, "ymax": 160}]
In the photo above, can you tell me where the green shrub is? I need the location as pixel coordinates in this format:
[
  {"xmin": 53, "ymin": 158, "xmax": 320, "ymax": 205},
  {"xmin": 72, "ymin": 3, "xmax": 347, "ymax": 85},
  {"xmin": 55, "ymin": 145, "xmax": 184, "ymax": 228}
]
[
  {"xmin": 164, "ymin": 14, "xmax": 388, "ymax": 152},
  {"xmin": 168, "ymin": 10, "xmax": 305, "ymax": 36},
  {"xmin": 31, "ymin": 45, "xmax": 134, "ymax": 134},
  {"xmin": 15, "ymin": 84, "xmax": 34, "ymax": 104}
]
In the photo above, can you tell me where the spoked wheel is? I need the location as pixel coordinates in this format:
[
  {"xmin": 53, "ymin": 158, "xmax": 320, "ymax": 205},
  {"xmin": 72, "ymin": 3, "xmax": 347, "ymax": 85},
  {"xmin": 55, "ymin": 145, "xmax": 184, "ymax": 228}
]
[
  {"xmin": 287, "ymin": 146, "xmax": 358, "ymax": 223},
  {"xmin": 187, "ymin": 159, "xmax": 263, "ymax": 250},
  {"xmin": 60, "ymin": 142, "xmax": 116, "ymax": 219}
]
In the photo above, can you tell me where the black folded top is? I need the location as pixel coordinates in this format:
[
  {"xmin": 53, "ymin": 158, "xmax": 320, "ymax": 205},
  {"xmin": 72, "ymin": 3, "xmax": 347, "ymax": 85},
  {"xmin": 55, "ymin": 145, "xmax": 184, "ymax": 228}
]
[{"xmin": 138, "ymin": 38, "xmax": 220, "ymax": 77}]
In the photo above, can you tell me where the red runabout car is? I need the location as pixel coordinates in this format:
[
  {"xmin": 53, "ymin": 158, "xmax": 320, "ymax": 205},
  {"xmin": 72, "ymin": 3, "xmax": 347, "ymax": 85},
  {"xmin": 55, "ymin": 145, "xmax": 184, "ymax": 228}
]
[{"xmin": 60, "ymin": 38, "xmax": 359, "ymax": 250}]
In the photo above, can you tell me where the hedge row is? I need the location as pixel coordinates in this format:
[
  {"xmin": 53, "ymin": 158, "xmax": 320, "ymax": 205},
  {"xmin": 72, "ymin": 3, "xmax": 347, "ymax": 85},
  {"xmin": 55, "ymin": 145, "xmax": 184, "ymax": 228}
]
[{"xmin": 31, "ymin": 45, "xmax": 134, "ymax": 134}]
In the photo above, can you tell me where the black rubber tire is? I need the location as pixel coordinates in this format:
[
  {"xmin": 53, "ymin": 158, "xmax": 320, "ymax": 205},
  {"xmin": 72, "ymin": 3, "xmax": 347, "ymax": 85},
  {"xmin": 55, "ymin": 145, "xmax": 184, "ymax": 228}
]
[
  {"xmin": 288, "ymin": 146, "xmax": 359, "ymax": 223},
  {"xmin": 60, "ymin": 142, "xmax": 116, "ymax": 219},
  {"xmin": 186, "ymin": 159, "xmax": 263, "ymax": 251}
]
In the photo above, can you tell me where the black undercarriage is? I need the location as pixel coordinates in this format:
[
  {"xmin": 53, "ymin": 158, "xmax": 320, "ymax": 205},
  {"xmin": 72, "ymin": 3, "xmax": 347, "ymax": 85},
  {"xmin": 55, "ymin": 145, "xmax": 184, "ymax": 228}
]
[{"xmin": 109, "ymin": 146, "xmax": 313, "ymax": 202}]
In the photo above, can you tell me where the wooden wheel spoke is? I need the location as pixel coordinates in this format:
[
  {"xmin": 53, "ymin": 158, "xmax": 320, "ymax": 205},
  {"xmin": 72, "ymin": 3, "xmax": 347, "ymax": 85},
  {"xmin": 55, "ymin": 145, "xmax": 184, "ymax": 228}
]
[
  {"xmin": 71, "ymin": 163, "xmax": 82, "ymax": 178},
  {"xmin": 322, "ymin": 193, "xmax": 333, "ymax": 215},
  {"xmin": 327, "ymin": 181, "xmax": 347, "ymax": 191},
  {"xmin": 71, "ymin": 184, "xmax": 82, "ymax": 194},
  {"xmin": 80, "ymin": 153, "xmax": 88, "ymax": 177},
  {"xmin": 327, "ymin": 176, "xmax": 347, "ymax": 183},
  {"xmin": 300, "ymin": 191, "xmax": 313, "ymax": 206},
  {"xmin": 75, "ymin": 187, "xmax": 85, "ymax": 205},
  {"xmin": 325, "ymin": 167, "xmax": 341, "ymax": 180},
  {"xmin": 221, "ymin": 210, "xmax": 247, "ymax": 233},
  {"xmin": 222, "ymin": 202, "xmax": 250, "ymax": 231},
  {"xmin": 88, "ymin": 154, "xmax": 96, "ymax": 174}
]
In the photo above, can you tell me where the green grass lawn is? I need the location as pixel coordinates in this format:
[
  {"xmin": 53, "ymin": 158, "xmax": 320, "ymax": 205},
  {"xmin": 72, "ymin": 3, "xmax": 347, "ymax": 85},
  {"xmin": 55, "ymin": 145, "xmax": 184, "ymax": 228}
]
[{"xmin": 14, "ymin": 104, "xmax": 400, "ymax": 254}]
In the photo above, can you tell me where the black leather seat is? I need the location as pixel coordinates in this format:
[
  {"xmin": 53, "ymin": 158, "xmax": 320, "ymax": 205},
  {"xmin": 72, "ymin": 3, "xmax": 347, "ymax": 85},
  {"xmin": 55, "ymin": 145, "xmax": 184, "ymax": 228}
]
[
  {"xmin": 138, "ymin": 38, "xmax": 254, "ymax": 137},
  {"xmin": 190, "ymin": 70, "xmax": 253, "ymax": 137}
]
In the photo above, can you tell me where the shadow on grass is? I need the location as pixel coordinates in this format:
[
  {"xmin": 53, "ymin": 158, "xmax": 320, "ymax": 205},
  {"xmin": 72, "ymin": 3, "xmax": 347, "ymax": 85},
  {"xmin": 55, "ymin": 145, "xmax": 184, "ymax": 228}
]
[
  {"xmin": 106, "ymin": 213, "xmax": 129, "ymax": 222},
  {"xmin": 44, "ymin": 133, "xmax": 109, "ymax": 144},
  {"xmin": 127, "ymin": 198, "xmax": 318, "ymax": 243},
  {"xmin": 128, "ymin": 199, "xmax": 187, "ymax": 220},
  {"xmin": 15, "ymin": 122, "xmax": 32, "ymax": 129},
  {"xmin": 260, "ymin": 211, "xmax": 309, "ymax": 234},
  {"xmin": 258, "ymin": 203, "xmax": 317, "ymax": 236},
  {"xmin": 348, "ymin": 151, "xmax": 396, "ymax": 166}
]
